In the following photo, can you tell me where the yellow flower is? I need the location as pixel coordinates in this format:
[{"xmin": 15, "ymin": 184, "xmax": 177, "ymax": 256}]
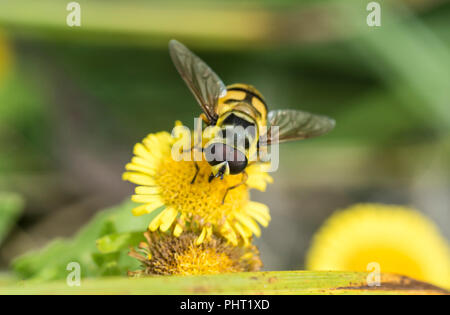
[
  {"xmin": 306, "ymin": 204, "xmax": 450, "ymax": 289},
  {"xmin": 122, "ymin": 126, "xmax": 272, "ymax": 246},
  {"xmin": 129, "ymin": 231, "xmax": 262, "ymax": 276}
]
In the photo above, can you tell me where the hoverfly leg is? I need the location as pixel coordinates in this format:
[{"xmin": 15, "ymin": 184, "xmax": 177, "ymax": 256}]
[
  {"xmin": 186, "ymin": 143, "xmax": 204, "ymax": 184},
  {"xmin": 191, "ymin": 161, "xmax": 200, "ymax": 184},
  {"xmin": 209, "ymin": 170, "xmax": 222, "ymax": 183},
  {"xmin": 199, "ymin": 113, "xmax": 210, "ymax": 125},
  {"xmin": 222, "ymin": 171, "xmax": 248, "ymax": 204}
]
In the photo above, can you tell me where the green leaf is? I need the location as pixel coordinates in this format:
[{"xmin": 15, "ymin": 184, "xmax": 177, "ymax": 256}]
[
  {"xmin": 96, "ymin": 232, "xmax": 146, "ymax": 254},
  {"xmin": 12, "ymin": 200, "xmax": 157, "ymax": 281},
  {"xmin": 0, "ymin": 271, "xmax": 447, "ymax": 295},
  {"xmin": 0, "ymin": 192, "xmax": 24, "ymax": 245}
]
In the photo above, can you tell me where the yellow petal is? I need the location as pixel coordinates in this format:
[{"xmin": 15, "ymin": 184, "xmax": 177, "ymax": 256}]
[
  {"xmin": 133, "ymin": 143, "xmax": 155, "ymax": 161},
  {"xmin": 196, "ymin": 227, "xmax": 207, "ymax": 245},
  {"xmin": 122, "ymin": 172, "xmax": 156, "ymax": 186},
  {"xmin": 148, "ymin": 210, "xmax": 166, "ymax": 232},
  {"xmin": 247, "ymin": 162, "xmax": 272, "ymax": 174},
  {"xmin": 234, "ymin": 212, "xmax": 261, "ymax": 237},
  {"xmin": 246, "ymin": 173, "xmax": 273, "ymax": 191},
  {"xmin": 247, "ymin": 211, "xmax": 269, "ymax": 227},
  {"xmin": 131, "ymin": 156, "xmax": 158, "ymax": 169},
  {"xmin": 159, "ymin": 207, "xmax": 178, "ymax": 232},
  {"xmin": 234, "ymin": 222, "xmax": 250, "ymax": 246},
  {"xmin": 235, "ymin": 221, "xmax": 252, "ymax": 238},
  {"xmin": 206, "ymin": 226, "xmax": 213, "ymax": 239},
  {"xmin": 246, "ymin": 176, "xmax": 267, "ymax": 191},
  {"xmin": 245, "ymin": 203, "xmax": 270, "ymax": 227},
  {"xmin": 173, "ymin": 214, "xmax": 186, "ymax": 237},
  {"xmin": 131, "ymin": 204, "xmax": 161, "ymax": 216},
  {"xmin": 173, "ymin": 223, "xmax": 183, "ymax": 237},
  {"xmin": 265, "ymin": 173, "xmax": 274, "ymax": 183},
  {"xmin": 131, "ymin": 194, "xmax": 163, "ymax": 204},
  {"xmin": 143, "ymin": 137, "xmax": 164, "ymax": 158},
  {"xmin": 246, "ymin": 201, "xmax": 271, "ymax": 221},
  {"xmin": 220, "ymin": 221, "xmax": 238, "ymax": 246},
  {"xmin": 135, "ymin": 186, "xmax": 160, "ymax": 195},
  {"xmin": 241, "ymin": 252, "xmax": 254, "ymax": 260},
  {"xmin": 125, "ymin": 163, "xmax": 156, "ymax": 176},
  {"xmin": 131, "ymin": 205, "xmax": 149, "ymax": 216}
]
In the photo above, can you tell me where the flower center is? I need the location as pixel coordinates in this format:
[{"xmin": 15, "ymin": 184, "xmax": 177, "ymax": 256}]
[
  {"xmin": 128, "ymin": 232, "xmax": 261, "ymax": 276},
  {"xmin": 155, "ymin": 156, "xmax": 249, "ymax": 223},
  {"xmin": 174, "ymin": 244, "xmax": 241, "ymax": 275}
]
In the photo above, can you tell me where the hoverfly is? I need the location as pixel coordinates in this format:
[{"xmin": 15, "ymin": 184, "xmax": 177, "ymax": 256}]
[{"xmin": 169, "ymin": 40, "xmax": 335, "ymax": 200}]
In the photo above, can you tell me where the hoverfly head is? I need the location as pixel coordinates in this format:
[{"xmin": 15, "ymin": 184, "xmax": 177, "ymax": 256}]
[{"xmin": 205, "ymin": 142, "xmax": 248, "ymax": 177}]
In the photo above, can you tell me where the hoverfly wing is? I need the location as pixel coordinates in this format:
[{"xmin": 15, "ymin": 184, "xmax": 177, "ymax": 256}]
[
  {"xmin": 169, "ymin": 40, "xmax": 227, "ymax": 123},
  {"xmin": 261, "ymin": 109, "xmax": 335, "ymax": 145}
]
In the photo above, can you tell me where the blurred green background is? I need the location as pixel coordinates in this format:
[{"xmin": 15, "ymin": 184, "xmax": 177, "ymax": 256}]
[{"xmin": 0, "ymin": 0, "xmax": 449, "ymax": 277}]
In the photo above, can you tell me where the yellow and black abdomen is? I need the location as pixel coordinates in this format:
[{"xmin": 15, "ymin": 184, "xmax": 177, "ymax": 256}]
[{"xmin": 216, "ymin": 83, "xmax": 268, "ymax": 129}]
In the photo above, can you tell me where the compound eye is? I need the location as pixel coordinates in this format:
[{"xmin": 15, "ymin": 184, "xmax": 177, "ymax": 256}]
[
  {"xmin": 228, "ymin": 158, "xmax": 247, "ymax": 175},
  {"xmin": 205, "ymin": 143, "xmax": 228, "ymax": 165}
]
